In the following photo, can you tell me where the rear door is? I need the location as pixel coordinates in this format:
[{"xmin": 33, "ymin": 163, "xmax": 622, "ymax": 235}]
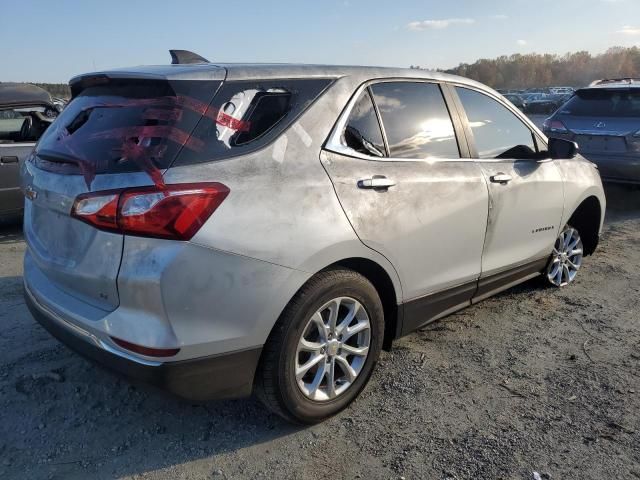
[
  {"xmin": 451, "ymin": 85, "xmax": 564, "ymax": 291},
  {"xmin": 22, "ymin": 74, "xmax": 224, "ymax": 311},
  {"xmin": 322, "ymin": 80, "xmax": 489, "ymax": 331}
]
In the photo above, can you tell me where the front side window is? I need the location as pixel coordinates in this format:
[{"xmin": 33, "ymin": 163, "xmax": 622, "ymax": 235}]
[
  {"xmin": 456, "ymin": 87, "xmax": 537, "ymax": 159},
  {"xmin": 342, "ymin": 89, "xmax": 385, "ymax": 157},
  {"xmin": 370, "ymin": 82, "xmax": 459, "ymax": 159}
]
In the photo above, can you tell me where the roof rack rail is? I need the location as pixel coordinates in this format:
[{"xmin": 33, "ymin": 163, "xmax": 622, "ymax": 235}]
[
  {"xmin": 169, "ymin": 50, "xmax": 210, "ymax": 65},
  {"xmin": 589, "ymin": 77, "xmax": 640, "ymax": 87}
]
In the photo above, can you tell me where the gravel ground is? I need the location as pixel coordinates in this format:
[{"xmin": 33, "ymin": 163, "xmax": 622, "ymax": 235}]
[{"xmin": 0, "ymin": 185, "xmax": 639, "ymax": 480}]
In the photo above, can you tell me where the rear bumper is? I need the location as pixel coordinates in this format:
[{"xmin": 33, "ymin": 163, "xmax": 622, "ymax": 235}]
[
  {"xmin": 25, "ymin": 283, "xmax": 262, "ymax": 401},
  {"xmin": 580, "ymin": 153, "xmax": 640, "ymax": 184}
]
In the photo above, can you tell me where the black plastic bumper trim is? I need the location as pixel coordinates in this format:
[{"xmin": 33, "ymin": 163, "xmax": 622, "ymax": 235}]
[{"xmin": 25, "ymin": 287, "xmax": 262, "ymax": 401}]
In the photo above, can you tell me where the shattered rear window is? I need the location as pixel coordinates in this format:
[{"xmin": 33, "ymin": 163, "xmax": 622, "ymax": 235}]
[
  {"xmin": 34, "ymin": 79, "xmax": 221, "ymax": 187},
  {"xmin": 34, "ymin": 78, "xmax": 332, "ymax": 187}
]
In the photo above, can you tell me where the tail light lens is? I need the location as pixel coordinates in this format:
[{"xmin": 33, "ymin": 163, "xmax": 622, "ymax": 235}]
[
  {"xmin": 71, "ymin": 183, "xmax": 229, "ymax": 240},
  {"xmin": 543, "ymin": 119, "xmax": 568, "ymax": 133},
  {"xmin": 110, "ymin": 336, "xmax": 180, "ymax": 357}
]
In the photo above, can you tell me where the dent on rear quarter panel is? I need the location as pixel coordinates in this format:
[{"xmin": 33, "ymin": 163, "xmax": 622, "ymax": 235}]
[{"xmin": 555, "ymin": 157, "xmax": 606, "ymax": 233}]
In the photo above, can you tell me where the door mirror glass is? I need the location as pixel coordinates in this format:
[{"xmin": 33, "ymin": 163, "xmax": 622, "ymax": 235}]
[{"xmin": 548, "ymin": 137, "xmax": 579, "ymax": 159}]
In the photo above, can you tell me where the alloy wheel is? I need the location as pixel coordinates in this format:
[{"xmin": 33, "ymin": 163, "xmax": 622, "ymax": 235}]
[
  {"xmin": 547, "ymin": 226, "xmax": 583, "ymax": 287},
  {"xmin": 295, "ymin": 297, "xmax": 371, "ymax": 401}
]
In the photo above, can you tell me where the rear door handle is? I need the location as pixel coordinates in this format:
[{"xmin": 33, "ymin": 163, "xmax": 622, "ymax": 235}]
[
  {"xmin": 357, "ymin": 176, "xmax": 396, "ymax": 190},
  {"xmin": 0, "ymin": 156, "xmax": 19, "ymax": 164},
  {"xmin": 490, "ymin": 173, "xmax": 512, "ymax": 184}
]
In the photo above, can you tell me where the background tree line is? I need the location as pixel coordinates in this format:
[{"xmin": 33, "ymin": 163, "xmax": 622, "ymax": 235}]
[
  {"xmin": 420, "ymin": 46, "xmax": 640, "ymax": 89},
  {"xmin": 31, "ymin": 83, "xmax": 71, "ymax": 98}
]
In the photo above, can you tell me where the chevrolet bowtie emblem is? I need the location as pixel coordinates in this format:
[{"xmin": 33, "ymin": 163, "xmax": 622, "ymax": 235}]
[{"xmin": 25, "ymin": 185, "xmax": 38, "ymax": 201}]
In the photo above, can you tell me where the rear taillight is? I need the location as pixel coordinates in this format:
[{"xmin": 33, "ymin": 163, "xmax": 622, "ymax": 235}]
[
  {"xmin": 71, "ymin": 183, "xmax": 229, "ymax": 240},
  {"xmin": 543, "ymin": 118, "xmax": 568, "ymax": 133}
]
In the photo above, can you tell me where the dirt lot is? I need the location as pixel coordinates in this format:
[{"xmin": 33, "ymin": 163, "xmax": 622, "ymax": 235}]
[{"xmin": 1, "ymin": 185, "xmax": 639, "ymax": 480}]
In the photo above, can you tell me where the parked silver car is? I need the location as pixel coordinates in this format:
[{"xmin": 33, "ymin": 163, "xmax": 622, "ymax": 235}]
[
  {"xmin": 543, "ymin": 78, "xmax": 640, "ymax": 184},
  {"xmin": 22, "ymin": 53, "xmax": 605, "ymax": 424}
]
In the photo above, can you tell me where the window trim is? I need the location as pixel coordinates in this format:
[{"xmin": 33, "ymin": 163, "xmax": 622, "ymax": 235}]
[
  {"xmin": 448, "ymin": 83, "xmax": 552, "ymax": 162},
  {"xmin": 324, "ymin": 78, "xmax": 469, "ymax": 163}
]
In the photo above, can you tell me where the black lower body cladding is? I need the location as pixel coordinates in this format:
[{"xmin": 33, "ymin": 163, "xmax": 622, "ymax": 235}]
[{"xmin": 25, "ymin": 287, "xmax": 262, "ymax": 401}]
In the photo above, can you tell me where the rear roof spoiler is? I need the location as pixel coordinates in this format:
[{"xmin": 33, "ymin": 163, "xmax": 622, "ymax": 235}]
[
  {"xmin": 169, "ymin": 50, "xmax": 210, "ymax": 65},
  {"xmin": 589, "ymin": 78, "xmax": 640, "ymax": 87}
]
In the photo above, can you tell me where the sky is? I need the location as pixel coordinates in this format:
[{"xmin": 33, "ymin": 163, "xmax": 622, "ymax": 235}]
[{"xmin": 1, "ymin": 0, "xmax": 640, "ymax": 83}]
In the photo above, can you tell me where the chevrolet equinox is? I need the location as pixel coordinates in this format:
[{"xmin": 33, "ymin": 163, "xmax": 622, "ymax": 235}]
[{"xmin": 22, "ymin": 51, "xmax": 605, "ymax": 424}]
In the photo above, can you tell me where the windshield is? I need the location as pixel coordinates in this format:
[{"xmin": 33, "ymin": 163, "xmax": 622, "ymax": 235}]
[{"xmin": 560, "ymin": 89, "xmax": 640, "ymax": 117}]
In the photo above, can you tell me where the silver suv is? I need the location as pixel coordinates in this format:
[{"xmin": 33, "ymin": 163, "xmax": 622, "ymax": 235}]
[{"xmin": 22, "ymin": 55, "xmax": 605, "ymax": 424}]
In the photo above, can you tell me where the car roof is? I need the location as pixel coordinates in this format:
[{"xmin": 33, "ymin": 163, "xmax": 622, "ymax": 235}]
[
  {"xmin": 69, "ymin": 63, "xmax": 491, "ymax": 92},
  {"xmin": 0, "ymin": 82, "xmax": 53, "ymax": 108},
  {"xmin": 587, "ymin": 78, "xmax": 640, "ymax": 90}
]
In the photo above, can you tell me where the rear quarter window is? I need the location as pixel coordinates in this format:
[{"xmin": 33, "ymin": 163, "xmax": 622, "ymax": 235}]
[{"xmin": 174, "ymin": 79, "xmax": 333, "ymax": 166}]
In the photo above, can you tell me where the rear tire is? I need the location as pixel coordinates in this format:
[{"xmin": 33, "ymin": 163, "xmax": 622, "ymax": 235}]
[{"xmin": 255, "ymin": 268, "xmax": 384, "ymax": 424}]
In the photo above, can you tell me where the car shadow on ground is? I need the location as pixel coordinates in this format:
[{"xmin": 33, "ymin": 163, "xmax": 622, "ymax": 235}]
[
  {"xmin": 3, "ymin": 300, "xmax": 306, "ymax": 478},
  {"xmin": 603, "ymin": 183, "xmax": 640, "ymax": 222}
]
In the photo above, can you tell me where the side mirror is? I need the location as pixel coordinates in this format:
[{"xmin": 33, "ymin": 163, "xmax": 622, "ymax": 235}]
[{"xmin": 548, "ymin": 137, "xmax": 579, "ymax": 159}]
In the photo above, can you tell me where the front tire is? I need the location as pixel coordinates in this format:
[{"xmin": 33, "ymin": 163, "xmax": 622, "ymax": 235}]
[
  {"xmin": 546, "ymin": 224, "xmax": 584, "ymax": 287},
  {"xmin": 255, "ymin": 269, "xmax": 384, "ymax": 424}
]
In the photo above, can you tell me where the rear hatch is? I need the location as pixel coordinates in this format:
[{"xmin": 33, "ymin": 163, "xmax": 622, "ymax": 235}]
[
  {"xmin": 556, "ymin": 88, "xmax": 640, "ymax": 154},
  {"xmin": 22, "ymin": 68, "xmax": 225, "ymax": 312}
]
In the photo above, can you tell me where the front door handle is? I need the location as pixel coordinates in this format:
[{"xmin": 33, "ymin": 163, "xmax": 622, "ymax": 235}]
[
  {"xmin": 357, "ymin": 175, "xmax": 396, "ymax": 190},
  {"xmin": 0, "ymin": 156, "xmax": 19, "ymax": 164},
  {"xmin": 490, "ymin": 173, "xmax": 512, "ymax": 185}
]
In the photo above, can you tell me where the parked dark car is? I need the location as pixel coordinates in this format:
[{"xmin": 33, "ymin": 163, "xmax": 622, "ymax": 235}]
[
  {"xmin": 543, "ymin": 78, "xmax": 640, "ymax": 184},
  {"xmin": 0, "ymin": 83, "xmax": 59, "ymax": 221},
  {"xmin": 504, "ymin": 94, "xmax": 526, "ymax": 111},
  {"xmin": 525, "ymin": 93, "xmax": 571, "ymax": 114}
]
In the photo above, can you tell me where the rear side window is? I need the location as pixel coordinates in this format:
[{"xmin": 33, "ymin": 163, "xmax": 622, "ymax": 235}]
[
  {"xmin": 342, "ymin": 89, "xmax": 386, "ymax": 157},
  {"xmin": 456, "ymin": 87, "xmax": 537, "ymax": 159},
  {"xmin": 561, "ymin": 89, "xmax": 640, "ymax": 117},
  {"xmin": 370, "ymin": 82, "xmax": 459, "ymax": 159},
  {"xmin": 175, "ymin": 79, "xmax": 332, "ymax": 166}
]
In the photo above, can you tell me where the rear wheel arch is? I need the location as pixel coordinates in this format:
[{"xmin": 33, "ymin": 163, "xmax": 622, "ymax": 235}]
[
  {"xmin": 567, "ymin": 196, "xmax": 601, "ymax": 255},
  {"xmin": 330, "ymin": 258, "xmax": 399, "ymax": 351}
]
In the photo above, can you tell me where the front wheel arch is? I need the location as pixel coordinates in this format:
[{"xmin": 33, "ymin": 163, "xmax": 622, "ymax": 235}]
[{"xmin": 567, "ymin": 196, "xmax": 601, "ymax": 255}]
